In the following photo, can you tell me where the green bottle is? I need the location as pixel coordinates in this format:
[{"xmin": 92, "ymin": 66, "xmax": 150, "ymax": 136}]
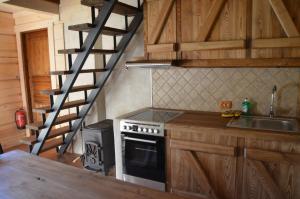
[{"xmin": 242, "ymin": 98, "xmax": 251, "ymax": 116}]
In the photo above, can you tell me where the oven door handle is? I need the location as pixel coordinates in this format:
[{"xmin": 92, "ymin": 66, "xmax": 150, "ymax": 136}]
[{"xmin": 124, "ymin": 137, "xmax": 157, "ymax": 144}]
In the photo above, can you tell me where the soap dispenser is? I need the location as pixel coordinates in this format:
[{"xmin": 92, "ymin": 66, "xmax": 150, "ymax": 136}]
[{"xmin": 242, "ymin": 98, "xmax": 251, "ymax": 116}]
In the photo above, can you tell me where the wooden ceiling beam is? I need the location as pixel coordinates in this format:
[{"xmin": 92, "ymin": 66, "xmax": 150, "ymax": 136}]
[{"xmin": 3, "ymin": 0, "xmax": 59, "ymax": 14}]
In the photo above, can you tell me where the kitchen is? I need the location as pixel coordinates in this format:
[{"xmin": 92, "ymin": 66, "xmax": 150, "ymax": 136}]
[{"xmin": 0, "ymin": 0, "xmax": 300, "ymax": 199}]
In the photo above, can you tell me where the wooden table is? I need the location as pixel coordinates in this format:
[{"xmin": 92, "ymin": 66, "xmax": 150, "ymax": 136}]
[{"xmin": 0, "ymin": 150, "xmax": 185, "ymax": 199}]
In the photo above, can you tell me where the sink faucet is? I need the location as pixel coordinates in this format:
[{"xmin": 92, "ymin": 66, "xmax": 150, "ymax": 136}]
[{"xmin": 269, "ymin": 85, "xmax": 277, "ymax": 118}]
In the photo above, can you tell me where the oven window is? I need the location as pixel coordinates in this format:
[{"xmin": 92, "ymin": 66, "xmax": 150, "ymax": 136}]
[
  {"xmin": 125, "ymin": 139, "xmax": 158, "ymax": 168},
  {"xmin": 123, "ymin": 134, "xmax": 165, "ymax": 182}
]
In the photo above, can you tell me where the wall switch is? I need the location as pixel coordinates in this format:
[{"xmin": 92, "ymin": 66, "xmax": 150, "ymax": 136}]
[{"xmin": 220, "ymin": 100, "xmax": 232, "ymax": 109}]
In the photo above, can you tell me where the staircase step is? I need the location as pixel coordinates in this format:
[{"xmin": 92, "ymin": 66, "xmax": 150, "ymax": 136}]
[
  {"xmin": 26, "ymin": 114, "xmax": 79, "ymax": 131},
  {"xmin": 33, "ymin": 100, "xmax": 88, "ymax": 114},
  {"xmin": 81, "ymin": 0, "xmax": 139, "ymax": 16},
  {"xmin": 69, "ymin": 23, "xmax": 95, "ymax": 32},
  {"xmin": 58, "ymin": 48, "xmax": 117, "ymax": 54},
  {"xmin": 20, "ymin": 126, "xmax": 71, "ymax": 145},
  {"xmin": 102, "ymin": 26, "xmax": 128, "ymax": 36},
  {"xmin": 40, "ymin": 84, "xmax": 97, "ymax": 95},
  {"xmin": 40, "ymin": 138, "xmax": 64, "ymax": 153},
  {"xmin": 51, "ymin": 68, "xmax": 107, "ymax": 75},
  {"xmin": 68, "ymin": 23, "xmax": 128, "ymax": 35}
]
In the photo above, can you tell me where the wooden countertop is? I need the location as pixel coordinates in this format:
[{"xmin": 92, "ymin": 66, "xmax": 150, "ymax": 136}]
[
  {"xmin": 166, "ymin": 111, "xmax": 300, "ymax": 142},
  {"xmin": 0, "ymin": 150, "xmax": 186, "ymax": 199}
]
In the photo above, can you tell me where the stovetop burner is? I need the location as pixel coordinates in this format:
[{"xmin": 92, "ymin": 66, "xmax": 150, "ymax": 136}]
[
  {"xmin": 120, "ymin": 108, "xmax": 183, "ymax": 137},
  {"xmin": 127, "ymin": 109, "xmax": 183, "ymax": 123}
]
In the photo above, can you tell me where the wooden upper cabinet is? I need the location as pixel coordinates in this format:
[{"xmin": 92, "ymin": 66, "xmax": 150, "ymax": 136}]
[
  {"xmin": 179, "ymin": 0, "xmax": 247, "ymax": 59},
  {"xmin": 251, "ymin": 0, "xmax": 300, "ymax": 58},
  {"xmin": 144, "ymin": 0, "xmax": 177, "ymax": 60},
  {"xmin": 144, "ymin": 0, "xmax": 300, "ymax": 67}
]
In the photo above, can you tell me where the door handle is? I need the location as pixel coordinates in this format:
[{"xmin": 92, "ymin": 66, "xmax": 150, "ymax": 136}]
[{"xmin": 124, "ymin": 137, "xmax": 157, "ymax": 144}]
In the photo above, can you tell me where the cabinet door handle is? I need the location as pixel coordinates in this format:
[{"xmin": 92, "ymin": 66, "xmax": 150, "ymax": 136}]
[
  {"xmin": 124, "ymin": 137, "xmax": 157, "ymax": 144},
  {"xmin": 244, "ymin": 148, "xmax": 247, "ymax": 158}
]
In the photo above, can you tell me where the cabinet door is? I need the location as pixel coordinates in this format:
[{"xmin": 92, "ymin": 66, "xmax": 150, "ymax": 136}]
[
  {"xmin": 251, "ymin": 0, "xmax": 300, "ymax": 58},
  {"xmin": 144, "ymin": 0, "xmax": 177, "ymax": 60},
  {"xmin": 179, "ymin": 0, "xmax": 247, "ymax": 60},
  {"xmin": 242, "ymin": 139, "xmax": 300, "ymax": 199},
  {"xmin": 170, "ymin": 138, "xmax": 238, "ymax": 199}
]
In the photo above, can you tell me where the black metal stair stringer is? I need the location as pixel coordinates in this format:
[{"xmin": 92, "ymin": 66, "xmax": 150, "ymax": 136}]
[
  {"xmin": 31, "ymin": 0, "xmax": 119, "ymax": 155},
  {"xmin": 59, "ymin": 7, "xmax": 144, "ymax": 154}
]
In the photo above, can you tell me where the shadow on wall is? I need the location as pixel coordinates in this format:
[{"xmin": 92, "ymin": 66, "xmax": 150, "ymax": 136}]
[
  {"xmin": 277, "ymin": 82, "xmax": 300, "ymax": 117},
  {"xmin": 249, "ymin": 82, "xmax": 300, "ymax": 117}
]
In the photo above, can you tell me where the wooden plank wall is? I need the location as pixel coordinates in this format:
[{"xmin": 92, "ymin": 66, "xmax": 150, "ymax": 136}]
[{"xmin": 0, "ymin": 11, "xmax": 25, "ymax": 150}]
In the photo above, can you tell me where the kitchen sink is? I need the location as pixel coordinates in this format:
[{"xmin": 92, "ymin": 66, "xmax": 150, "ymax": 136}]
[{"xmin": 227, "ymin": 116, "xmax": 299, "ymax": 133}]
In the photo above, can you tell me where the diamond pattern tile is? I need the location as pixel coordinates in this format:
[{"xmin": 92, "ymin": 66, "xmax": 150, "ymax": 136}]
[{"xmin": 152, "ymin": 68, "xmax": 300, "ymax": 117}]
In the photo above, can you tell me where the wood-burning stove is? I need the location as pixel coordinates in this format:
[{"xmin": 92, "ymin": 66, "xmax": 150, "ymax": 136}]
[{"xmin": 81, "ymin": 120, "xmax": 115, "ymax": 175}]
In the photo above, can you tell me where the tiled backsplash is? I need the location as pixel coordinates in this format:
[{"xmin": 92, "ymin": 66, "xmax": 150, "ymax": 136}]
[{"xmin": 152, "ymin": 68, "xmax": 300, "ymax": 117}]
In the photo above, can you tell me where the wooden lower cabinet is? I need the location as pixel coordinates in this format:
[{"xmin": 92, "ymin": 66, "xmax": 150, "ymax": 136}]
[
  {"xmin": 241, "ymin": 139, "xmax": 300, "ymax": 199},
  {"xmin": 167, "ymin": 131, "xmax": 300, "ymax": 199},
  {"xmin": 168, "ymin": 131, "xmax": 239, "ymax": 199}
]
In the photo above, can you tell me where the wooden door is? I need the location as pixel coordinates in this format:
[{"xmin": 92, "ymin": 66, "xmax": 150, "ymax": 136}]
[
  {"xmin": 242, "ymin": 139, "xmax": 300, "ymax": 199},
  {"xmin": 23, "ymin": 29, "xmax": 51, "ymax": 122},
  {"xmin": 169, "ymin": 130, "xmax": 238, "ymax": 199}
]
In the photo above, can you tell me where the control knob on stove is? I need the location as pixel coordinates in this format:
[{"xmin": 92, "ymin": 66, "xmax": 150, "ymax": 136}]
[
  {"xmin": 143, "ymin": 128, "xmax": 148, "ymax": 133},
  {"xmin": 153, "ymin": 129, "xmax": 159, "ymax": 134},
  {"xmin": 148, "ymin": 129, "xmax": 153, "ymax": 133},
  {"xmin": 138, "ymin": 127, "xmax": 142, "ymax": 132},
  {"xmin": 123, "ymin": 125, "xmax": 127, "ymax": 130}
]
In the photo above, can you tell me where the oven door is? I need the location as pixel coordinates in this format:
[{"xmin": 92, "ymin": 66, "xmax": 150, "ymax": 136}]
[{"xmin": 122, "ymin": 132, "xmax": 165, "ymax": 182}]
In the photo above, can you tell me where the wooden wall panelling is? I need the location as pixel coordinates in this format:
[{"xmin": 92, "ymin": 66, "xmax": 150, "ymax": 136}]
[
  {"xmin": 0, "ymin": 12, "xmax": 24, "ymax": 150},
  {"xmin": 0, "ymin": 50, "xmax": 18, "ymax": 58},
  {"xmin": 145, "ymin": 0, "xmax": 177, "ymax": 60},
  {"xmin": 0, "ymin": 12, "xmax": 15, "ymax": 35},
  {"xmin": 0, "ymin": 35, "xmax": 17, "ymax": 50},
  {"xmin": 251, "ymin": 0, "xmax": 300, "ymax": 58},
  {"xmin": 180, "ymin": 0, "xmax": 247, "ymax": 60}
]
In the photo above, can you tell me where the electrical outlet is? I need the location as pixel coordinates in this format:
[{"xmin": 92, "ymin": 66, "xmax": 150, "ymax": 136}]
[{"xmin": 220, "ymin": 100, "xmax": 232, "ymax": 109}]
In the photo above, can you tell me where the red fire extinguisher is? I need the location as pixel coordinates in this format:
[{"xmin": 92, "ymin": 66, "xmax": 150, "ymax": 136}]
[{"xmin": 15, "ymin": 109, "xmax": 26, "ymax": 130}]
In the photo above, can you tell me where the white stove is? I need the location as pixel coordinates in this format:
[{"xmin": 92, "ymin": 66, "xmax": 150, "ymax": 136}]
[{"xmin": 120, "ymin": 109, "xmax": 183, "ymax": 137}]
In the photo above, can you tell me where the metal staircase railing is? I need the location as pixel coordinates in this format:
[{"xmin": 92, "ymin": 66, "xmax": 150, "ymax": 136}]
[{"xmin": 22, "ymin": 0, "xmax": 143, "ymax": 155}]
